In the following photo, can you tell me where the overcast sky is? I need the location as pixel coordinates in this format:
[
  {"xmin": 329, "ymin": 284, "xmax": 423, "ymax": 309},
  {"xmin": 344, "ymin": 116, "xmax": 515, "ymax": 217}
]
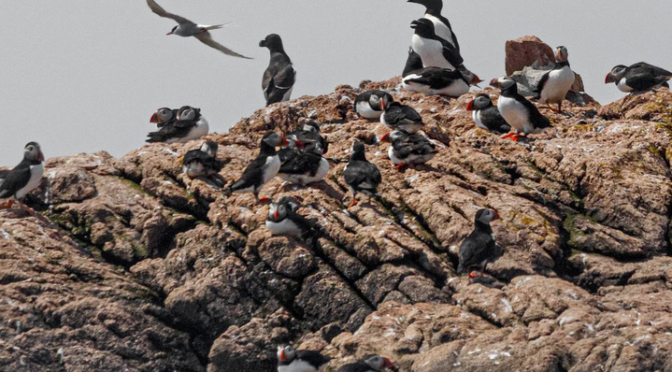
[{"xmin": 1, "ymin": 0, "xmax": 671, "ymax": 162}]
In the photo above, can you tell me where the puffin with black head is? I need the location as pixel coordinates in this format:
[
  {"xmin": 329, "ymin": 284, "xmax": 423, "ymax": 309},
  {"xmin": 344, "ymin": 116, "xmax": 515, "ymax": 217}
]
[
  {"xmin": 403, "ymin": 65, "xmax": 481, "ymax": 98},
  {"xmin": 267, "ymin": 199, "xmax": 319, "ymax": 239},
  {"xmin": 344, "ymin": 142, "xmax": 382, "ymax": 209},
  {"xmin": 458, "ymin": 208, "xmax": 500, "ymax": 280},
  {"xmin": 466, "ymin": 94, "xmax": 511, "ymax": 134},
  {"xmin": 0, "ymin": 142, "xmax": 45, "ymax": 209},
  {"xmin": 411, "ymin": 18, "xmax": 463, "ymax": 70},
  {"xmin": 355, "ymin": 91, "xmax": 394, "ymax": 120},
  {"xmin": 407, "ymin": 0, "xmax": 459, "ymax": 49},
  {"xmin": 224, "ymin": 132, "xmax": 288, "ymax": 203},
  {"xmin": 149, "ymin": 107, "xmax": 178, "ymax": 128},
  {"xmin": 605, "ymin": 62, "xmax": 672, "ymax": 93},
  {"xmin": 260, "ymin": 34, "xmax": 296, "ymax": 106},
  {"xmin": 287, "ymin": 121, "xmax": 329, "ymax": 155},
  {"xmin": 380, "ymin": 131, "xmax": 438, "ymax": 170},
  {"xmin": 489, "ymin": 77, "xmax": 552, "ymax": 142},
  {"xmin": 336, "ymin": 355, "xmax": 394, "ymax": 372},
  {"xmin": 277, "ymin": 139, "xmax": 329, "ymax": 186},
  {"xmin": 381, "ymin": 102, "xmax": 424, "ymax": 134},
  {"xmin": 535, "ymin": 46, "xmax": 576, "ymax": 113},
  {"xmin": 181, "ymin": 140, "xmax": 224, "ymax": 186},
  {"xmin": 146, "ymin": 105, "xmax": 209, "ymax": 143}
]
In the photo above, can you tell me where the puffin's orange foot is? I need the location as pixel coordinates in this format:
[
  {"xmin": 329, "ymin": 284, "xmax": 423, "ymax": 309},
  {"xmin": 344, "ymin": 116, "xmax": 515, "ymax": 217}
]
[
  {"xmin": 510, "ymin": 134, "xmax": 520, "ymax": 142},
  {"xmin": 501, "ymin": 133, "xmax": 515, "ymax": 139},
  {"xmin": 348, "ymin": 198, "xmax": 359, "ymax": 208},
  {"xmin": 0, "ymin": 200, "xmax": 13, "ymax": 209},
  {"xmin": 469, "ymin": 272, "xmax": 479, "ymax": 279}
]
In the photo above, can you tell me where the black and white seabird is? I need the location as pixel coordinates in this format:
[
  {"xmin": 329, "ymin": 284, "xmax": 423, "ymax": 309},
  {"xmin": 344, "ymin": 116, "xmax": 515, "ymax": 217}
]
[
  {"xmin": 457, "ymin": 208, "xmax": 500, "ymax": 279},
  {"xmin": 336, "ymin": 355, "xmax": 394, "ymax": 372},
  {"xmin": 147, "ymin": 106, "xmax": 210, "ymax": 143},
  {"xmin": 287, "ymin": 122, "xmax": 329, "ymax": 155},
  {"xmin": 402, "ymin": 47, "xmax": 424, "ymax": 77},
  {"xmin": 181, "ymin": 140, "xmax": 224, "ymax": 186},
  {"xmin": 380, "ymin": 131, "xmax": 437, "ymax": 170},
  {"xmin": 466, "ymin": 94, "xmax": 511, "ymax": 134},
  {"xmin": 267, "ymin": 200, "xmax": 319, "ymax": 239},
  {"xmin": 402, "ymin": 65, "xmax": 481, "ymax": 98},
  {"xmin": 277, "ymin": 139, "xmax": 329, "ymax": 186},
  {"xmin": 407, "ymin": 0, "xmax": 459, "ymax": 49},
  {"xmin": 354, "ymin": 91, "xmax": 394, "ymax": 121},
  {"xmin": 489, "ymin": 77, "xmax": 552, "ymax": 142},
  {"xmin": 149, "ymin": 107, "xmax": 178, "ymax": 128},
  {"xmin": 146, "ymin": 0, "xmax": 251, "ymax": 59},
  {"xmin": 260, "ymin": 34, "xmax": 296, "ymax": 106},
  {"xmin": 381, "ymin": 102, "xmax": 424, "ymax": 134},
  {"xmin": 411, "ymin": 19, "xmax": 463, "ymax": 70},
  {"xmin": 605, "ymin": 62, "xmax": 672, "ymax": 93},
  {"xmin": 0, "ymin": 142, "xmax": 45, "ymax": 209},
  {"xmin": 535, "ymin": 46, "xmax": 576, "ymax": 113},
  {"xmin": 224, "ymin": 132, "xmax": 288, "ymax": 203},
  {"xmin": 343, "ymin": 142, "xmax": 382, "ymax": 209}
]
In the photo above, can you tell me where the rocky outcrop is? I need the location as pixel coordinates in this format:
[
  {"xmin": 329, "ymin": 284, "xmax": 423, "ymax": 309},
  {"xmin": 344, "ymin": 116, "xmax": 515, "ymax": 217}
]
[{"xmin": 4, "ymin": 46, "xmax": 672, "ymax": 371}]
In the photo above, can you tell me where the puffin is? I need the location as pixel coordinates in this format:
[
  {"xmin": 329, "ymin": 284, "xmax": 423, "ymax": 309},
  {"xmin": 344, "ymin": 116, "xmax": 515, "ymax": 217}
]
[
  {"xmin": 381, "ymin": 102, "xmax": 424, "ymax": 134},
  {"xmin": 287, "ymin": 122, "xmax": 329, "ymax": 155},
  {"xmin": 411, "ymin": 19, "xmax": 463, "ymax": 70},
  {"xmin": 457, "ymin": 208, "xmax": 500, "ymax": 279},
  {"xmin": 489, "ymin": 77, "xmax": 552, "ymax": 142},
  {"xmin": 181, "ymin": 140, "xmax": 224, "ymax": 186},
  {"xmin": 277, "ymin": 139, "xmax": 329, "ymax": 185},
  {"xmin": 466, "ymin": 94, "xmax": 511, "ymax": 134},
  {"xmin": 0, "ymin": 142, "xmax": 45, "ymax": 209},
  {"xmin": 336, "ymin": 355, "xmax": 394, "ymax": 372},
  {"xmin": 145, "ymin": 0, "xmax": 251, "ymax": 59},
  {"xmin": 267, "ymin": 200, "xmax": 319, "ymax": 239},
  {"xmin": 605, "ymin": 62, "xmax": 672, "ymax": 93},
  {"xmin": 536, "ymin": 46, "xmax": 576, "ymax": 113},
  {"xmin": 407, "ymin": 0, "xmax": 459, "ymax": 49},
  {"xmin": 146, "ymin": 106, "xmax": 209, "ymax": 143},
  {"xmin": 380, "ymin": 131, "xmax": 438, "ymax": 170},
  {"xmin": 224, "ymin": 132, "xmax": 288, "ymax": 203},
  {"xmin": 343, "ymin": 142, "xmax": 382, "ymax": 209},
  {"xmin": 149, "ymin": 107, "xmax": 178, "ymax": 128},
  {"xmin": 261, "ymin": 34, "xmax": 296, "ymax": 106},
  {"xmin": 354, "ymin": 91, "xmax": 394, "ymax": 120},
  {"xmin": 402, "ymin": 65, "xmax": 481, "ymax": 98}
]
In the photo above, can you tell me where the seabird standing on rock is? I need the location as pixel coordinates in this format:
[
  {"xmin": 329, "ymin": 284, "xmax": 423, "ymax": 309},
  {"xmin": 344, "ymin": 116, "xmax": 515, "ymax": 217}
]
[
  {"xmin": 181, "ymin": 140, "xmax": 224, "ymax": 186},
  {"xmin": 278, "ymin": 139, "xmax": 329, "ymax": 186},
  {"xmin": 402, "ymin": 47, "xmax": 424, "ymax": 77},
  {"xmin": 224, "ymin": 132, "xmax": 287, "ymax": 203},
  {"xmin": 380, "ymin": 131, "xmax": 437, "ymax": 170},
  {"xmin": 457, "ymin": 208, "xmax": 500, "ymax": 279},
  {"xmin": 381, "ymin": 102, "xmax": 424, "ymax": 134},
  {"xmin": 336, "ymin": 355, "xmax": 394, "ymax": 372},
  {"xmin": 605, "ymin": 62, "xmax": 672, "ymax": 93},
  {"xmin": 0, "ymin": 142, "xmax": 45, "ymax": 209},
  {"xmin": 146, "ymin": 106, "xmax": 210, "ymax": 143},
  {"xmin": 536, "ymin": 46, "xmax": 576, "ymax": 113},
  {"xmin": 267, "ymin": 200, "xmax": 319, "ymax": 239},
  {"xmin": 466, "ymin": 94, "xmax": 511, "ymax": 134},
  {"xmin": 407, "ymin": 0, "xmax": 459, "ymax": 49},
  {"xmin": 260, "ymin": 34, "xmax": 296, "ymax": 106},
  {"xmin": 402, "ymin": 65, "xmax": 481, "ymax": 98},
  {"xmin": 411, "ymin": 19, "xmax": 463, "ymax": 70},
  {"xmin": 145, "ymin": 0, "xmax": 251, "ymax": 59},
  {"xmin": 344, "ymin": 142, "xmax": 382, "ymax": 209},
  {"xmin": 355, "ymin": 91, "xmax": 394, "ymax": 120},
  {"xmin": 150, "ymin": 107, "xmax": 178, "ymax": 128},
  {"xmin": 287, "ymin": 122, "xmax": 328, "ymax": 155},
  {"xmin": 489, "ymin": 77, "xmax": 552, "ymax": 142}
]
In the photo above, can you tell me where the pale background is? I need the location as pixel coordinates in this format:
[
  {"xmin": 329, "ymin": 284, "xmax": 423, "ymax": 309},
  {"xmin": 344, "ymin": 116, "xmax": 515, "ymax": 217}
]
[{"xmin": 1, "ymin": 0, "xmax": 671, "ymax": 162}]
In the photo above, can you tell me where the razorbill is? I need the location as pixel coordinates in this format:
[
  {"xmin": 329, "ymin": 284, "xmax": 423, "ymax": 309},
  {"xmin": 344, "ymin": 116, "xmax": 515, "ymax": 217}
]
[
  {"xmin": 260, "ymin": 34, "xmax": 296, "ymax": 106},
  {"xmin": 411, "ymin": 18, "xmax": 463, "ymax": 70}
]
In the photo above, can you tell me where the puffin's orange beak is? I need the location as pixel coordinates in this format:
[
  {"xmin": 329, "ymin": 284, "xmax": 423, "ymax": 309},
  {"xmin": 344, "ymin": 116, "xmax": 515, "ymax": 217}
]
[
  {"xmin": 380, "ymin": 133, "xmax": 390, "ymax": 142},
  {"xmin": 383, "ymin": 357, "xmax": 394, "ymax": 368},
  {"xmin": 489, "ymin": 78, "xmax": 500, "ymax": 88},
  {"xmin": 282, "ymin": 137, "xmax": 289, "ymax": 146},
  {"xmin": 279, "ymin": 349, "xmax": 285, "ymax": 362},
  {"xmin": 274, "ymin": 211, "xmax": 279, "ymax": 220},
  {"xmin": 466, "ymin": 100, "xmax": 474, "ymax": 111},
  {"xmin": 150, "ymin": 113, "xmax": 158, "ymax": 123},
  {"xmin": 380, "ymin": 99, "xmax": 386, "ymax": 111},
  {"xmin": 36, "ymin": 152, "xmax": 45, "ymax": 162},
  {"xmin": 493, "ymin": 210, "xmax": 500, "ymax": 220},
  {"xmin": 471, "ymin": 74, "xmax": 483, "ymax": 85},
  {"xmin": 605, "ymin": 73, "xmax": 616, "ymax": 84},
  {"xmin": 295, "ymin": 139, "xmax": 304, "ymax": 149}
]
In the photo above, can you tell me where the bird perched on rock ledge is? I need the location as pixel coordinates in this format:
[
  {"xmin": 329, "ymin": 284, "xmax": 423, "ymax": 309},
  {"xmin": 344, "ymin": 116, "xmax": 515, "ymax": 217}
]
[
  {"xmin": 0, "ymin": 142, "xmax": 45, "ymax": 209},
  {"xmin": 277, "ymin": 345, "xmax": 331, "ymax": 372},
  {"xmin": 490, "ymin": 77, "xmax": 552, "ymax": 142},
  {"xmin": 344, "ymin": 142, "xmax": 382, "ymax": 209},
  {"xmin": 458, "ymin": 208, "xmax": 500, "ymax": 280},
  {"xmin": 605, "ymin": 62, "xmax": 672, "ymax": 93},
  {"xmin": 261, "ymin": 34, "xmax": 296, "ymax": 106},
  {"xmin": 336, "ymin": 355, "xmax": 394, "ymax": 372}
]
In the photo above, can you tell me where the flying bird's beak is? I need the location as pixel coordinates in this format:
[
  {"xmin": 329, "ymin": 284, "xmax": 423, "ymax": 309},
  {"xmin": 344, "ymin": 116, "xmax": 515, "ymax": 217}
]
[
  {"xmin": 166, "ymin": 31, "xmax": 173, "ymax": 36},
  {"xmin": 383, "ymin": 357, "xmax": 394, "ymax": 369},
  {"xmin": 489, "ymin": 78, "xmax": 500, "ymax": 88},
  {"xmin": 605, "ymin": 73, "xmax": 616, "ymax": 84},
  {"xmin": 466, "ymin": 100, "xmax": 474, "ymax": 111},
  {"xmin": 150, "ymin": 113, "xmax": 158, "ymax": 123}
]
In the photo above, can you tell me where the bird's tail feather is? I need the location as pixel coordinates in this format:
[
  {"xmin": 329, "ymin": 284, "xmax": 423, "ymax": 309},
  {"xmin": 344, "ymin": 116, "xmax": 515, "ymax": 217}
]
[{"xmin": 202, "ymin": 22, "xmax": 232, "ymax": 31}]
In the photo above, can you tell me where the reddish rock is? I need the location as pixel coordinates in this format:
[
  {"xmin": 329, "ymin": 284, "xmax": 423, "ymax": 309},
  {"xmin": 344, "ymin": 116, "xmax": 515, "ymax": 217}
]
[{"xmin": 505, "ymin": 35, "xmax": 555, "ymax": 75}]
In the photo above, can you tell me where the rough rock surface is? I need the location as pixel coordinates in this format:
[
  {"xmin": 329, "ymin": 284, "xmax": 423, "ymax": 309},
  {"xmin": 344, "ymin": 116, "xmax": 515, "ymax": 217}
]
[{"xmin": 3, "ymin": 39, "xmax": 672, "ymax": 371}]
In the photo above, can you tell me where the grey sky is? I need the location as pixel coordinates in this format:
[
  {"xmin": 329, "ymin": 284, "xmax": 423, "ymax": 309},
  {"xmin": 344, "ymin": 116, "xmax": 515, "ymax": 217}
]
[{"xmin": 1, "ymin": 1, "xmax": 671, "ymax": 162}]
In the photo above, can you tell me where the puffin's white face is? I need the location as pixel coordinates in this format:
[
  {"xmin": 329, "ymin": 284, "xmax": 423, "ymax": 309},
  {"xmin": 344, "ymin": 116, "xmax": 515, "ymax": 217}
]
[
  {"xmin": 277, "ymin": 346, "xmax": 296, "ymax": 363},
  {"xmin": 610, "ymin": 66, "xmax": 627, "ymax": 79},
  {"xmin": 269, "ymin": 203, "xmax": 288, "ymax": 222},
  {"xmin": 556, "ymin": 46, "xmax": 569, "ymax": 62},
  {"xmin": 477, "ymin": 209, "xmax": 499, "ymax": 224},
  {"xmin": 24, "ymin": 143, "xmax": 44, "ymax": 162},
  {"xmin": 157, "ymin": 108, "xmax": 173, "ymax": 123},
  {"xmin": 200, "ymin": 143, "xmax": 213, "ymax": 156},
  {"xmin": 364, "ymin": 355, "xmax": 393, "ymax": 371}
]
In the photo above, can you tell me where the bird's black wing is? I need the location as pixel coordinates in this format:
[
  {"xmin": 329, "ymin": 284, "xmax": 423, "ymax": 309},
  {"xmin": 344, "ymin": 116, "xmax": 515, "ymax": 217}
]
[
  {"xmin": 513, "ymin": 95, "xmax": 552, "ymax": 129},
  {"xmin": 534, "ymin": 70, "xmax": 552, "ymax": 98},
  {"xmin": 345, "ymin": 161, "xmax": 374, "ymax": 190},
  {"xmin": 0, "ymin": 169, "xmax": 10, "ymax": 180},
  {"xmin": 228, "ymin": 156, "xmax": 267, "ymax": 191},
  {"xmin": 386, "ymin": 105, "xmax": 422, "ymax": 125},
  {"xmin": 203, "ymin": 157, "xmax": 224, "ymax": 173},
  {"xmin": 336, "ymin": 361, "xmax": 372, "ymax": 372},
  {"xmin": 0, "ymin": 164, "xmax": 31, "ymax": 198},
  {"xmin": 280, "ymin": 152, "xmax": 322, "ymax": 175},
  {"xmin": 441, "ymin": 39, "xmax": 464, "ymax": 68},
  {"xmin": 146, "ymin": 122, "xmax": 195, "ymax": 143},
  {"xmin": 182, "ymin": 149, "xmax": 205, "ymax": 166},
  {"xmin": 265, "ymin": 54, "xmax": 296, "ymax": 105},
  {"xmin": 481, "ymin": 107, "xmax": 511, "ymax": 133},
  {"xmin": 405, "ymin": 68, "xmax": 455, "ymax": 89},
  {"xmin": 457, "ymin": 230, "xmax": 495, "ymax": 273},
  {"xmin": 402, "ymin": 47, "xmax": 424, "ymax": 76},
  {"xmin": 297, "ymin": 350, "xmax": 331, "ymax": 368}
]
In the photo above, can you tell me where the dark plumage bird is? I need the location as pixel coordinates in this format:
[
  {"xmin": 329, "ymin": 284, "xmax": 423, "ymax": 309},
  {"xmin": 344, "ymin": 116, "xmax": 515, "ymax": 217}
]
[
  {"xmin": 181, "ymin": 140, "xmax": 225, "ymax": 186},
  {"xmin": 0, "ymin": 142, "xmax": 45, "ymax": 209},
  {"xmin": 411, "ymin": 18, "xmax": 463, "ymax": 70},
  {"xmin": 150, "ymin": 107, "xmax": 178, "ymax": 128},
  {"xmin": 146, "ymin": 106, "xmax": 209, "ymax": 143},
  {"xmin": 381, "ymin": 102, "xmax": 424, "ymax": 134},
  {"xmin": 224, "ymin": 132, "xmax": 287, "ymax": 203},
  {"xmin": 402, "ymin": 47, "xmax": 424, "ymax": 77},
  {"xmin": 287, "ymin": 122, "xmax": 328, "ymax": 155},
  {"xmin": 344, "ymin": 142, "xmax": 382, "ymax": 209},
  {"xmin": 267, "ymin": 199, "xmax": 319, "ymax": 239},
  {"xmin": 355, "ymin": 90, "xmax": 394, "ymax": 120},
  {"xmin": 605, "ymin": 62, "xmax": 672, "ymax": 93},
  {"xmin": 277, "ymin": 139, "xmax": 329, "ymax": 186},
  {"xmin": 407, "ymin": 0, "xmax": 459, "ymax": 49},
  {"xmin": 380, "ymin": 131, "xmax": 437, "ymax": 170},
  {"xmin": 402, "ymin": 65, "xmax": 481, "ymax": 98},
  {"xmin": 458, "ymin": 208, "xmax": 500, "ymax": 279},
  {"xmin": 489, "ymin": 77, "xmax": 552, "ymax": 142},
  {"xmin": 261, "ymin": 34, "xmax": 296, "ymax": 106},
  {"xmin": 535, "ymin": 46, "xmax": 576, "ymax": 113},
  {"xmin": 336, "ymin": 355, "xmax": 394, "ymax": 372},
  {"xmin": 466, "ymin": 94, "xmax": 511, "ymax": 134}
]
